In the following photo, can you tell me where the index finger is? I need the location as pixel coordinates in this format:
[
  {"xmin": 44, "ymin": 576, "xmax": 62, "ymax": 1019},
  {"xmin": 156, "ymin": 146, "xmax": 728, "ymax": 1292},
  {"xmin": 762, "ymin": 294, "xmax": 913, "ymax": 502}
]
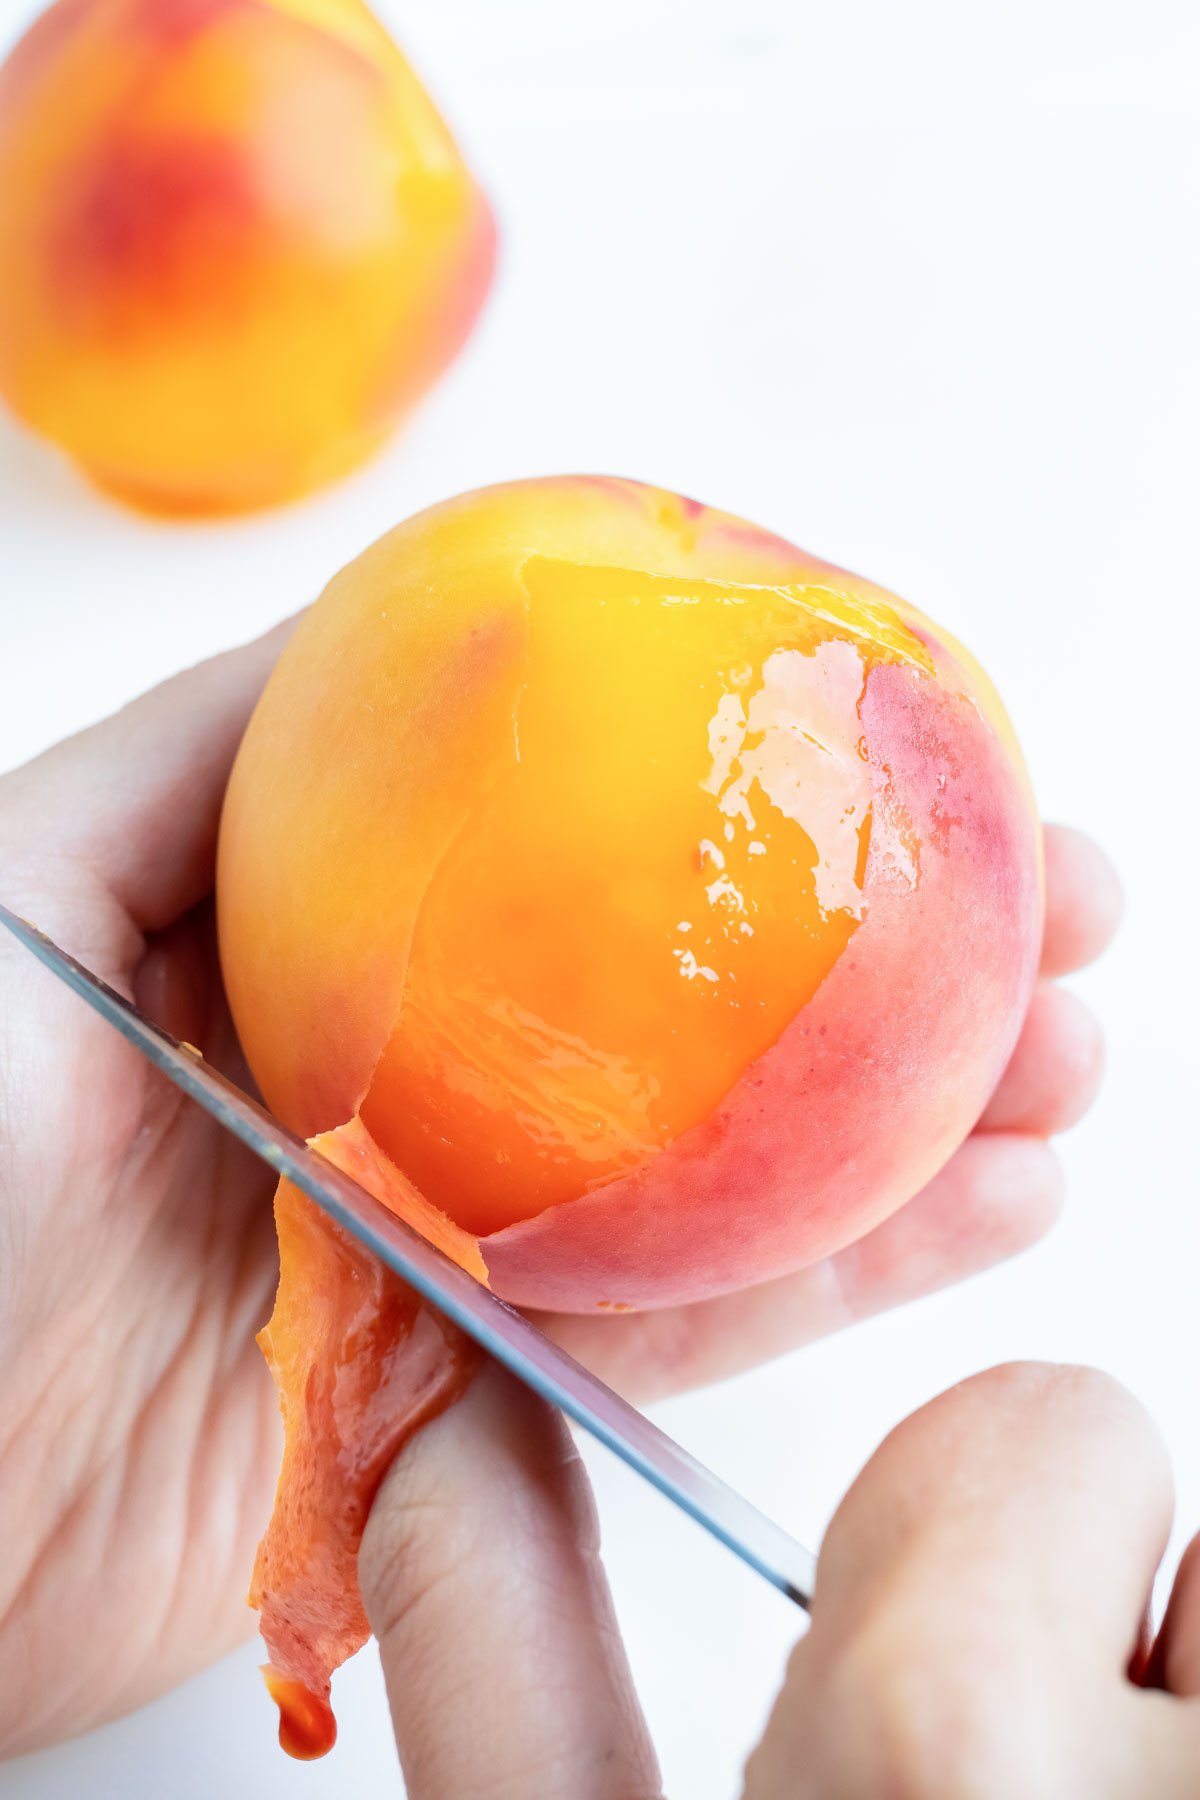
[{"xmin": 359, "ymin": 1364, "xmax": 660, "ymax": 1800}]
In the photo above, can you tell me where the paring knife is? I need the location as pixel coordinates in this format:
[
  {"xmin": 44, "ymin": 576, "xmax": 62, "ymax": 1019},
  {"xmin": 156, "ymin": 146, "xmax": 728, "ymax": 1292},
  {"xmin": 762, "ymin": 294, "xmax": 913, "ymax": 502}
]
[{"xmin": 0, "ymin": 900, "xmax": 816, "ymax": 1611}]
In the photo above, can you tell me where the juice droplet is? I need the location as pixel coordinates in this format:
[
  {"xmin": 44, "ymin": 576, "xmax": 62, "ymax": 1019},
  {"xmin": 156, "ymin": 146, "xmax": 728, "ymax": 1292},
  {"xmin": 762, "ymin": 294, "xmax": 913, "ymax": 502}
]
[{"xmin": 262, "ymin": 1665, "xmax": 337, "ymax": 1761}]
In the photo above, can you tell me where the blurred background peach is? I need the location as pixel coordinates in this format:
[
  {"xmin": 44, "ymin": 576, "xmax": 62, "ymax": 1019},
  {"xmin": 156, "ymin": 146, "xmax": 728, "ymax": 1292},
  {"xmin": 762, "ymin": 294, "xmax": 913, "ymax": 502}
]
[{"xmin": 0, "ymin": 0, "xmax": 493, "ymax": 512}]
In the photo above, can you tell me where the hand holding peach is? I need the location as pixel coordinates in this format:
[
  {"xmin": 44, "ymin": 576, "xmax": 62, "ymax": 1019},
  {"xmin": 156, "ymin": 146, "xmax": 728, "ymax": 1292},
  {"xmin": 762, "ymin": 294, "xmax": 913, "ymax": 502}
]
[{"xmin": 0, "ymin": 615, "xmax": 1112, "ymax": 1752}]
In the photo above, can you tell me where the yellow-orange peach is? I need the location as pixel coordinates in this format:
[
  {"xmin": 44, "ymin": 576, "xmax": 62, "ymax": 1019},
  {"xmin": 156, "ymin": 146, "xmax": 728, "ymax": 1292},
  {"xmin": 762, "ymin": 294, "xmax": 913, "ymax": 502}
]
[
  {"xmin": 0, "ymin": 0, "xmax": 494, "ymax": 513},
  {"xmin": 217, "ymin": 475, "xmax": 1043, "ymax": 1751},
  {"xmin": 219, "ymin": 475, "xmax": 1042, "ymax": 1310}
]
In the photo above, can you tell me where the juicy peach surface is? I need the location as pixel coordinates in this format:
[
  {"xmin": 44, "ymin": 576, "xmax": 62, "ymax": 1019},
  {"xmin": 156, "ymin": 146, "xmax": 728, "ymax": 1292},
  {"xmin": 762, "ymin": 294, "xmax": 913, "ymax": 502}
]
[
  {"xmin": 0, "ymin": 0, "xmax": 494, "ymax": 512},
  {"xmin": 218, "ymin": 475, "xmax": 1043, "ymax": 1746},
  {"xmin": 219, "ymin": 475, "xmax": 1043, "ymax": 1310}
]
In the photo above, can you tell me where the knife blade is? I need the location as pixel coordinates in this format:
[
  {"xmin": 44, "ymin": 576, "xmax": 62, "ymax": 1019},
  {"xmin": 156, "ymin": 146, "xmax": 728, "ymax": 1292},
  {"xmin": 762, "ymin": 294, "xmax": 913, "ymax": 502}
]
[{"xmin": 0, "ymin": 901, "xmax": 816, "ymax": 1610}]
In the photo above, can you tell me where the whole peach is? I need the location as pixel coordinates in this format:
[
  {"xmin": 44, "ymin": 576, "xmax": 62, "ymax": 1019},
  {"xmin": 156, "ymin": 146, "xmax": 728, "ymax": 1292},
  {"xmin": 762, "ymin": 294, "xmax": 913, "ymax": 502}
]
[
  {"xmin": 218, "ymin": 475, "xmax": 1043, "ymax": 1312},
  {"xmin": 0, "ymin": 0, "xmax": 494, "ymax": 512}
]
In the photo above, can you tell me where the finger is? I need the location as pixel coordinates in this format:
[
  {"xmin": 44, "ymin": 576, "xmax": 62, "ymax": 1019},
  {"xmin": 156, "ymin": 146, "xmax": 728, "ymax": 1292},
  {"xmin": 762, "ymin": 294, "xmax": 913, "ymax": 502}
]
[
  {"xmin": 1041, "ymin": 824, "xmax": 1123, "ymax": 977},
  {"xmin": 133, "ymin": 903, "xmax": 259, "ymax": 1100},
  {"xmin": 1149, "ymin": 1531, "xmax": 1200, "ymax": 1696},
  {"xmin": 816, "ymin": 1364, "xmax": 1171, "ymax": 1665},
  {"xmin": 133, "ymin": 909, "xmax": 215, "ymax": 1049},
  {"xmin": 743, "ymin": 1364, "xmax": 1174, "ymax": 1800},
  {"xmin": 359, "ymin": 1363, "xmax": 660, "ymax": 1800},
  {"xmin": 0, "ymin": 617, "xmax": 296, "ymax": 939},
  {"xmin": 544, "ymin": 1133, "xmax": 1063, "ymax": 1402},
  {"xmin": 978, "ymin": 983, "xmax": 1105, "ymax": 1134}
]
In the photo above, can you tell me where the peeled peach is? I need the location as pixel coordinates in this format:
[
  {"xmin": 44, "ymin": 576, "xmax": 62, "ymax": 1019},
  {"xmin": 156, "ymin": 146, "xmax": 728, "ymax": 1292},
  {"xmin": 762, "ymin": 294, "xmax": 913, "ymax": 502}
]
[
  {"xmin": 221, "ymin": 473, "xmax": 1042, "ymax": 1306},
  {"xmin": 217, "ymin": 475, "xmax": 1042, "ymax": 1748},
  {"xmin": 0, "ymin": 0, "xmax": 494, "ymax": 513}
]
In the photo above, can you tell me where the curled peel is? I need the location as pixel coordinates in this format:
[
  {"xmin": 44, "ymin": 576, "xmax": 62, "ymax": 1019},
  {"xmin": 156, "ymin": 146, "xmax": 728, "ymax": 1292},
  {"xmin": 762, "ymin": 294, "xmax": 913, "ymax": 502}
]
[
  {"xmin": 313, "ymin": 1112, "xmax": 490, "ymax": 1285},
  {"xmin": 251, "ymin": 1124, "xmax": 483, "ymax": 1759}
]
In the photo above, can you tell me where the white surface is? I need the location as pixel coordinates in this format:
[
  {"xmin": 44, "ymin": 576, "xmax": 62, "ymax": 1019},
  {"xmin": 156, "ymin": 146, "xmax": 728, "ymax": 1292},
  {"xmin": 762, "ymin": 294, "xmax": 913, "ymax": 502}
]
[{"xmin": 2, "ymin": 0, "xmax": 1199, "ymax": 1794}]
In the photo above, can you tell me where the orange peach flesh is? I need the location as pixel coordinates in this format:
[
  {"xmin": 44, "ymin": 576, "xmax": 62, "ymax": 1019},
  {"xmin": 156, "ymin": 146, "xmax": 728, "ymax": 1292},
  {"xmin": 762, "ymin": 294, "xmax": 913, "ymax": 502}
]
[
  {"xmin": 217, "ymin": 476, "xmax": 1043, "ymax": 1747},
  {"xmin": 360, "ymin": 559, "xmax": 937, "ymax": 1233}
]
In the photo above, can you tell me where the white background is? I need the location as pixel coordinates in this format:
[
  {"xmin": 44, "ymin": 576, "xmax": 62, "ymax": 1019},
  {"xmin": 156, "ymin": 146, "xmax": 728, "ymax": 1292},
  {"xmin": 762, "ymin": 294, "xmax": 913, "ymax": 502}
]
[{"xmin": 3, "ymin": 0, "xmax": 1199, "ymax": 1794}]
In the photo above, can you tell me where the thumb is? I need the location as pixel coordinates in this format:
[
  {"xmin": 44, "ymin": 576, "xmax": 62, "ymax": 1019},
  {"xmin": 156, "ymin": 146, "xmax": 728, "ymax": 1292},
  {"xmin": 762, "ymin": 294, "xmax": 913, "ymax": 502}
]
[
  {"xmin": 742, "ymin": 1364, "xmax": 1177, "ymax": 1800},
  {"xmin": 359, "ymin": 1361, "xmax": 662, "ymax": 1800}
]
